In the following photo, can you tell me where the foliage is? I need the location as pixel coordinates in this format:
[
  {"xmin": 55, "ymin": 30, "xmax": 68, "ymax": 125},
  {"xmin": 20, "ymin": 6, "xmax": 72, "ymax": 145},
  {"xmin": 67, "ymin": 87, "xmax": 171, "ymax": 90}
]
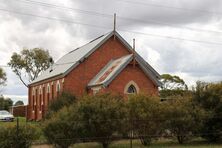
[
  {"xmin": 44, "ymin": 93, "xmax": 126, "ymax": 148},
  {"xmin": 160, "ymin": 89, "xmax": 191, "ymax": 99},
  {"xmin": 164, "ymin": 95, "xmax": 205, "ymax": 144},
  {"xmin": 0, "ymin": 124, "xmax": 40, "ymax": 148},
  {"xmin": 0, "ymin": 68, "xmax": 7, "ymax": 86},
  {"xmin": 46, "ymin": 92, "xmax": 76, "ymax": 118},
  {"xmin": 8, "ymin": 48, "xmax": 53, "ymax": 87},
  {"xmin": 43, "ymin": 107, "xmax": 79, "ymax": 148},
  {"xmin": 193, "ymin": 81, "xmax": 222, "ymax": 142},
  {"xmin": 161, "ymin": 74, "xmax": 188, "ymax": 90},
  {"xmin": 160, "ymin": 74, "xmax": 188, "ymax": 99},
  {"xmin": 75, "ymin": 93, "xmax": 127, "ymax": 148},
  {"xmin": 128, "ymin": 94, "xmax": 164, "ymax": 145},
  {"xmin": 14, "ymin": 100, "xmax": 24, "ymax": 106},
  {"xmin": 0, "ymin": 96, "xmax": 13, "ymax": 111}
]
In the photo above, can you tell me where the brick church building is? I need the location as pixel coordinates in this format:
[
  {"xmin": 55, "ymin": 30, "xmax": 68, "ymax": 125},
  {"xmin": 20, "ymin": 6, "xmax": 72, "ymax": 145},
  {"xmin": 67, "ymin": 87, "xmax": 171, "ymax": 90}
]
[{"xmin": 27, "ymin": 31, "xmax": 161, "ymax": 120}]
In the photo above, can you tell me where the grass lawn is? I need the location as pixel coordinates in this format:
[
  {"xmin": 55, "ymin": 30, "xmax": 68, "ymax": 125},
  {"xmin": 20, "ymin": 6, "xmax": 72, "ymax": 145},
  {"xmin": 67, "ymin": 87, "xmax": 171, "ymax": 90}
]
[
  {"xmin": 0, "ymin": 117, "xmax": 43, "ymax": 127},
  {"xmin": 0, "ymin": 117, "xmax": 27, "ymax": 126}
]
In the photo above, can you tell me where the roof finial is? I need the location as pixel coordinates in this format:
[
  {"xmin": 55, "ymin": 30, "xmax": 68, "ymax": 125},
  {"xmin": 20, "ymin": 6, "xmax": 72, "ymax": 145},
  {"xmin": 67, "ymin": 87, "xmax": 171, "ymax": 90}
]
[
  {"xmin": 114, "ymin": 13, "xmax": 116, "ymax": 32},
  {"xmin": 114, "ymin": 13, "xmax": 116, "ymax": 40}
]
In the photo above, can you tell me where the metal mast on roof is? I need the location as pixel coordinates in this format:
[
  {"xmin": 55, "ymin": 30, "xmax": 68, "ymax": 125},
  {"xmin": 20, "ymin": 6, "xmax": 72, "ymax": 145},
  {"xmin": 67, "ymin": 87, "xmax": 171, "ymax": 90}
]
[
  {"xmin": 114, "ymin": 13, "xmax": 116, "ymax": 40},
  {"xmin": 133, "ymin": 38, "xmax": 136, "ymax": 67}
]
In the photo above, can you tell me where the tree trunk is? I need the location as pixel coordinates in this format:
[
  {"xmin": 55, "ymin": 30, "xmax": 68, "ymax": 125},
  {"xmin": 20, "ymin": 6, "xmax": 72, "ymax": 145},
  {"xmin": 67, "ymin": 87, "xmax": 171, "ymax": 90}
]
[
  {"xmin": 102, "ymin": 142, "xmax": 109, "ymax": 148},
  {"xmin": 177, "ymin": 136, "xmax": 184, "ymax": 144},
  {"xmin": 139, "ymin": 136, "xmax": 151, "ymax": 146}
]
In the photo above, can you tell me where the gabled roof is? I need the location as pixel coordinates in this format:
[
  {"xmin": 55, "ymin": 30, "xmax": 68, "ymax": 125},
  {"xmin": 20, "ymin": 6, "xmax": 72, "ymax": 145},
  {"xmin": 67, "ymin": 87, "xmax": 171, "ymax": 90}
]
[
  {"xmin": 31, "ymin": 32, "xmax": 113, "ymax": 84},
  {"xmin": 30, "ymin": 31, "xmax": 161, "ymax": 86},
  {"xmin": 88, "ymin": 54, "xmax": 133, "ymax": 87}
]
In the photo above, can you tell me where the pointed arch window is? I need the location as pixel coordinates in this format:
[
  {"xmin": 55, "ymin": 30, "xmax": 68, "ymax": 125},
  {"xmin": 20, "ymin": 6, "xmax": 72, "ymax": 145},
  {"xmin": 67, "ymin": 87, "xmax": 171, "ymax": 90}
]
[
  {"xmin": 124, "ymin": 80, "xmax": 139, "ymax": 94},
  {"xmin": 47, "ymin": 83, "xmax": 50, "ymax": 105},
  {"xmin": 56, "ymin": 81, "xmax": 61, "ymax": 96},
  {"xmin": 127, "ymin": 85, "xmax": 137, "ymax": 94},
  {"xmin": 32, "ymin": 87, "xmax": 35, "ymax": 111},
  {"xmin": 39, "ymin": 86, "xmax": 43, "ymax": 112},
  {"xmin": 47, "ymin": 84, "xmax": 50, "ymax": 93}
]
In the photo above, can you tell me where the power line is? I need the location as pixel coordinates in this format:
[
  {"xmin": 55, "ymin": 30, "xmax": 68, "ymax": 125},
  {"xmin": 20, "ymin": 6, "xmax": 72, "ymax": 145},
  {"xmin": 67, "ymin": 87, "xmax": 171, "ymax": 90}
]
[
  {"xmin": 119, "ymin": 29, "xmax": 222, "ymax": 46},
  {"xmin": 7, "ymin": 0, "xmax": 222, "ymax": 34},
  {"xmin": 10, "ymin": 0, "xmax": 113, "ymax": 18},
  {"xmin": 1, "ymin": 8, "xmax": 222, "ymax": 46},
  {"xmin": 117, "ymin": 0, "xmax": 222, "ymax": 15},
  {"xmin": 0, "ymin": 8, "xmax": 110, "ymax": 30}
]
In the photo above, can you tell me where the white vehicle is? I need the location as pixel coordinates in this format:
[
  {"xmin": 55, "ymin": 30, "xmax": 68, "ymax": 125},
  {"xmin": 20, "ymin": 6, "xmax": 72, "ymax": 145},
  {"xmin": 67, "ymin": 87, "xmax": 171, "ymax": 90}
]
[{"xmin": 0, "ymin": 110, "xmax": 14, "ymax": 122}]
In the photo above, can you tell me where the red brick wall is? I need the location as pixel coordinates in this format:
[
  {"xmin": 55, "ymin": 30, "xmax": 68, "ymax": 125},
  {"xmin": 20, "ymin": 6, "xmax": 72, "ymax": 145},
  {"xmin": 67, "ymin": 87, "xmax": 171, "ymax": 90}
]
[
  {"xmin": 11, "ymin": 105, "xmax": 27, "ymax": 117},
  {"xmin": 64, "ymin": 36, "xmax": 130, "ymax": 96},
  {"xmin": 105, "ymin": 63, "xmax": 158, "ymax": 95},
  {"xmin": 27, "ymin": 78, "xmax": 64, "ymax": 120}
]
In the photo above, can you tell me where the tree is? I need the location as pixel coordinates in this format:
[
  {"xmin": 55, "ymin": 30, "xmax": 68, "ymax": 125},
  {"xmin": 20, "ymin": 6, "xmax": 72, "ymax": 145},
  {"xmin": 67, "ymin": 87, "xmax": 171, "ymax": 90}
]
[
  {"xmin": 14, "ymin": 100, "xmax": 24, "ymax": 106},
  {"xmin": 193, "ymin": 81, "xmax": 222, "ymax": 142},
  {"xmin": 0, "ymin": 96, "xmax": 13, "ymax": 111},
  {"xmin": 128, "ymin": 94, "xmax": 164, "ymax": 145},
  {"xmin": 43, "ymin": 106, "xmax": 79, "ymax": 148},
  {"xmin": 46, "ymin": 92, "xmax": 76, "ymax": 118},
  {"xmin": 164, "ymin": 95, "xmax": 205, "ymax": 144},
  {"xmin": 8, "ymin": 48, "xmax": 53, "ymax": 87},
  {"xmin": 0, "ymin": 68, "xmax": 6, "ymax": 86},
  {"xmin": 43, "ymin": 93, "xmax": 126, "ymax": 148},
  {"xmin": 160, "ymin": 74, "xmax": 188, "ymax": 98},
  {"xmin": 76, "ymin": 93, "xmax": 126, "ymax": 148},
  {"xmin": 161, "ymin": 74, "xmax": 187, "ymax": 90}
]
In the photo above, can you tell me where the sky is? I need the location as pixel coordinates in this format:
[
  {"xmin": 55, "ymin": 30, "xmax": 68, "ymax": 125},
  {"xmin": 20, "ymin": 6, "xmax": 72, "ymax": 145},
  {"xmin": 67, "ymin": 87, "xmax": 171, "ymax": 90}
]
[{"xmin": 0, "ymin": 0, "xmax": 222, "ymax": 104}]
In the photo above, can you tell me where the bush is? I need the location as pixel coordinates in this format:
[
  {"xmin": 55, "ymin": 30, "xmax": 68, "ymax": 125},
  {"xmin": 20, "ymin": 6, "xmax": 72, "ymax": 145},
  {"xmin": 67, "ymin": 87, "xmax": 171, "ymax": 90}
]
[
  {"xmin": 46, "ymin": 92, "xmax": 76, "ymax": 118},
  {"xmin": 164, "ymin": 95, "xmax": 205, "ymax": 144},
  {"xmin": 76, "ymin": 93, "xmax": 127, "ymax": 148},
  {"xmin": 193, "ymin": 81, "xmax": 222, "ymax": 142},
  {"xmin": 43, "ymin": 107, "xmax": 79, "ymax": 148},
  {"xmin": 43, "ymin": 93, "xmax": 126, "ymax": 148},
  {"xmin": 0, "ymin": 125, "xmax": 40, "ymax": 148},
  {"xmin": 128, "ymin": 94, "xmax": 164, "ymax": 145}
]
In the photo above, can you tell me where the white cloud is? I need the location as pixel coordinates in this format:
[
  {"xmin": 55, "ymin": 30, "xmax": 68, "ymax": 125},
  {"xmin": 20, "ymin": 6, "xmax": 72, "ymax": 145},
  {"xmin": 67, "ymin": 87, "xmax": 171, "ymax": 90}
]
[{"xmin": 0, "ymin": 0, "xmax": 222, "ymax": 99}]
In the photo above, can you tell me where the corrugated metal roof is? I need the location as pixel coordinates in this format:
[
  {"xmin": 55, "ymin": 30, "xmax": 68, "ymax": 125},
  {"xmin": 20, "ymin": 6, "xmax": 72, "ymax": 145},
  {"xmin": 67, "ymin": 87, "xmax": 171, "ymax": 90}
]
[
  {"xmin": 31, "ymin": 32, "xmax": 112, "ymax": 84},
  {"xmin": 88, "ymin": 54, "xmax": 133, "ymax": 87},
  {"xmin": 30, "ymin": 30, "xmax": 161, "ymax": 86}
]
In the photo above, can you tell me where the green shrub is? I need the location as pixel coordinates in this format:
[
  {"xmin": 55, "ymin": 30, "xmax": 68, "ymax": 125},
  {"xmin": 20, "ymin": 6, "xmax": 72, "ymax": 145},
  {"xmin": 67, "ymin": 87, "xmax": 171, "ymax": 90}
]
[
  {"xmin": 0, "ymin": 125, "xmax": 40, "ymax": 148},
  {"xmin": 193, "ymin": 81, "xmax": 222, "ymax": 142},
  {"xmin": 43, "ymin": 107, "xmax": 79, "ymax": 148},
  {"xmin": 46, "ymin": 92, "xmax": 76, "ymax": 118},
  {"xmin": 164, "ymin": 95, "xmax": 205, "ymax": 144},
  {"xmin": 75, "ymin": 93, "xmax": 127, "ymax": 148},
  {"xmin": 128, "ymin": 94, "xmax": 164, "ymax": 145}
]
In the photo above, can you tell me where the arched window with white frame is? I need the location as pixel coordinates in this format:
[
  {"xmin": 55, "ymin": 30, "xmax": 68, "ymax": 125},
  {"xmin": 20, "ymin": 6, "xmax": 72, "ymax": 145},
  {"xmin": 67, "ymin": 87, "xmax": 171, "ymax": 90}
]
[
  {"xmin": 127, "ymin": 85, "xmax": 137, "ymax": 94},
  {"xmin": 32, "ymin": 87, "xmax": 35, "ymax": 111},
  {"xmin": 47, "ymin": 83, "xmax": 50, "ymax": 105},
  {"xmin": 124, "ymin": 80, "xmax": 139, "ymax": 94},
  {"xmin": 56, "ymin": 81, "xmax": 61, "ymax": 96},
  {"xmin": 39, "ymin": 86, "xmax": 43, "ymax": 111}
]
